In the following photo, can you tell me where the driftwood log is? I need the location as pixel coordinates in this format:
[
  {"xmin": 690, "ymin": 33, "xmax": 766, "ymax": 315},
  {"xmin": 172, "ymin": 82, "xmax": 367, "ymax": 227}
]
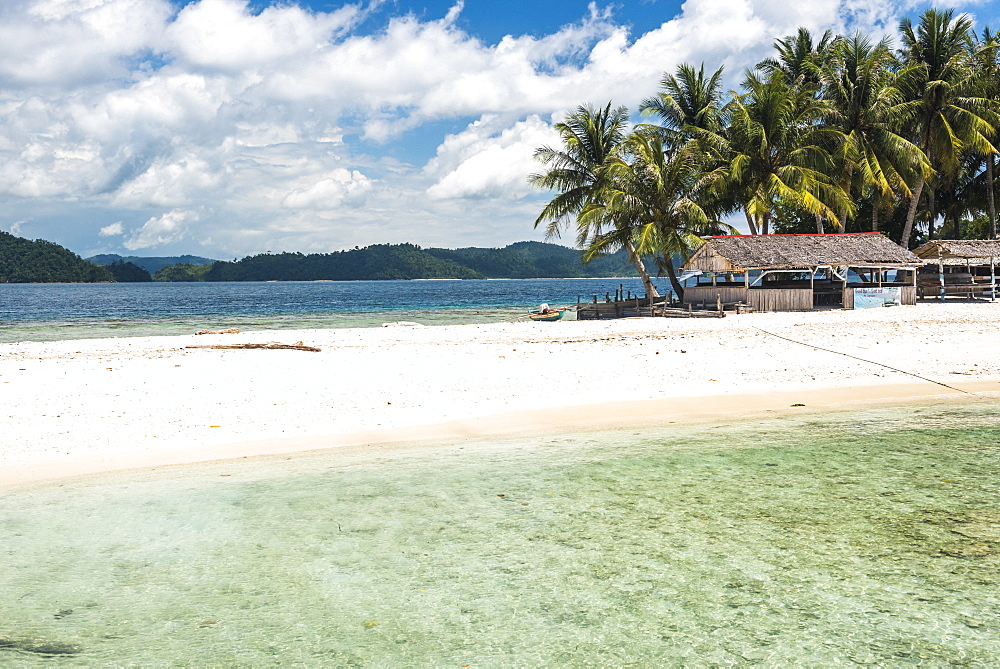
[
  {"xmin": 185, "ymin": 342, "xmax": 321, "ymax": 352},
  {"xmin": 195, "ymin": 328, "xmax": 240, "ymax": 335}
]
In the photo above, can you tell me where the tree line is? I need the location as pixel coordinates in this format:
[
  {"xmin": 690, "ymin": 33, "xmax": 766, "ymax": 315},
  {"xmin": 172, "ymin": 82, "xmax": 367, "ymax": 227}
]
[
  {"xmin": 0, "ymin": 231, "xmax": 114, "ymax": 283},
  {"xmin": 531, "ymin": 9, "xmax": 1000, "ymax": 298},
  {"xmin": 198, "ymin": 242, "xmax": 645, "ymax": 281}
]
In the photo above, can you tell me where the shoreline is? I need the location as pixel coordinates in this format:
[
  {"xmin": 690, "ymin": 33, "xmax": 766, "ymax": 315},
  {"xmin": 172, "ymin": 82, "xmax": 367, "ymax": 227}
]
[
  {"xmin": 3, "ymin": 302, "xmax": 1000, "ymax": 488},
  {"xmin": 4, "ymin": 381, "xmax": 995, "ymax": 490}
]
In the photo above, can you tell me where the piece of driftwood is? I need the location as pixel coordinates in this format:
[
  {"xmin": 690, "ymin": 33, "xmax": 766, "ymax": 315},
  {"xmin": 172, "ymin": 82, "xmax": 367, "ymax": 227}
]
[
  {"xmin": 195, "ymin": 328, "xmax": 240, "ymax": 335},
  {"xmin": 186, "ymin": 341, "xmax": 321, "ymax": 352}
]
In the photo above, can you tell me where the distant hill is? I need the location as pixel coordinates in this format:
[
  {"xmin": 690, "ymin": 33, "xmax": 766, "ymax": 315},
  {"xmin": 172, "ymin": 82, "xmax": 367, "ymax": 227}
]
[
  {"xmin": 425, "ymin": 241, "xmax": 648, "ymax": 278},
  {"xmin": 87, "ymin": 254, "xmax": 217, "ymax": 274},
  {"xmin": 198, "ymin": 242, "xmax": 651, "ymax": 281},
  {"xmin": 1, "ymin": 231, "xmax": 113, "ymax": 283},
  {"xmin": 204, "ymin": 244, "xmax": 484, "ymax": 281},
  {"xmin": 105, "ymin": 260, "xmax": 152, "ymax": 282}
]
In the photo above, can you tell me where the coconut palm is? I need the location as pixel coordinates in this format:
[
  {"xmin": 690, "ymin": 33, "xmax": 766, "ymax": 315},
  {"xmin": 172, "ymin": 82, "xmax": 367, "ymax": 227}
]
[
  {"xmin": 821, "ymin": 33, "xmax": 930, "ymax": 232},
  {"xmin": 758, "ymin": 27, "xmax": 837, "ymax": 92},
  {"xmin": 896, "ymin": 9, "xmax": 998, "ymax": 247},
  {"xmin": 971, "ymin": 27, "xmax": 1000, "ymax": 237},
  {"xmin": 530, "ymin": 103, "xmax": 659, "ymax": 296},
  {"xmin": 706, "ymin": 71, "xmax": 852, "ymax": 235},
  {"xmin": 579, "ymin": 129, "xmax": 733, "ymax": 299},
  {"xmin": 639, "ymin": 63, "xmax": 726, "ymax": 138}
]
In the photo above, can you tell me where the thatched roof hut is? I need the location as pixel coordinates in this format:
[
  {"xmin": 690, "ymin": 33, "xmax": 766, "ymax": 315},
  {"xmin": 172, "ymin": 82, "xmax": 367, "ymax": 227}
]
[
  {"xmin": 681, "ymin": 233, "xmax": 921, "ymax": 312},
  {"xmin": 911, "ymin": 239, "xmax": 1000, "ymax": 299},
  {"xmin": 684, "ymin": 232, "xmax": 922, "ymax": 273},
  {"xmin": 912, "ymin": 239, "xmax": 1000, "ymax": 262}
]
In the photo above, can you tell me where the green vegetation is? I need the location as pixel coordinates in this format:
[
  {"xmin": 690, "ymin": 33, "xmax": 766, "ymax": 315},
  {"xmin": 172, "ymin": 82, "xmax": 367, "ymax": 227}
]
[
  {"xmin": 0, "ymin": 231, "xmax": 113, "ymax": 283},
  {"xmin": 152, "ymin": 263, "xmax": 213, "ymax": 282},
  {"xmin": 105, "ymin": 261, "xmax": 152, "ymax": 282},
  {"xmin": 203, "ymin": 244, "xmax": 484, "ymax": 281},
  {"xmin": 531, "ymin": 10, "xmax": 1000, "ymax": 297},
  {"xmin": 425, "ymin": 241, "xmax": 647, "ymax": 278},
  {"xmin": 138, "ymin": 242, "xmax": 645, "ymax": 282},
  {"xmin": 88, "ymin": 254, "xmax": 217, "ymax": 274}
]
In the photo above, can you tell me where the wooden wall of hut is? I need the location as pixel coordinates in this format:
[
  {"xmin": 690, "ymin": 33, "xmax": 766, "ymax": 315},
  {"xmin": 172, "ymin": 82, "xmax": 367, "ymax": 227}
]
[
  {"xmin": 684, "ymin": 285, "xmax": 747, "ymax": 306},
  {"xmin": 748, "ymin": 288, "xmax": 813, "ymax": 312}
]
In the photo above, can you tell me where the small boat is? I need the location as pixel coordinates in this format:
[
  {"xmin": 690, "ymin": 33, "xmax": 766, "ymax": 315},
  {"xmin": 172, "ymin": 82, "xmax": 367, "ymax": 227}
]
[{"xmin": 528, "ymin": 309, "xmax": 565, "ymax": 321}]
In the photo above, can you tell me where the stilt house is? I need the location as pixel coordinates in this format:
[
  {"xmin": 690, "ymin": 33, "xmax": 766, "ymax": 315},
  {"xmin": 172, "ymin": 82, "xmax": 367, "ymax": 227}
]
[
  {"xmin": 682, "ymin": 233, "xmax": 922, "ymax": 311},
  {"xmin": 911, "ymin": 239, "xmax": 1000, "ymax": 300}
]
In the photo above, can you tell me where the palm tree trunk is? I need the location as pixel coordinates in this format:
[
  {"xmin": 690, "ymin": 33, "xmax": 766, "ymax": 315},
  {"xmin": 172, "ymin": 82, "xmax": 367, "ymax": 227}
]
[
  {"xmin": 927, "ymin": 188, "xmax": 936, "ymax": 239},
  {"xmin": 900, "ymin": 176, "xmax": 925, "ymax": 248},
  {"xmin": 871, "ymin": 203, "xmax": 878, "ymax": 232},
  {"xmin": 744, "ymin": 209, "xmax": 759, "ymax": 235},
  {"xmin": 664, "ymin": 258, "xmax": 685, "ymax": 302},
  {"xmin": 815, "ymin": 214, "xmax": 825, "ymax": 233},
  {"xmin": 988, "ymin": 155, "xmax": 997, "ymax": 238},
  {"xmin": 624, "ymin": 241, "xmax": 660, "ymax": 298}
]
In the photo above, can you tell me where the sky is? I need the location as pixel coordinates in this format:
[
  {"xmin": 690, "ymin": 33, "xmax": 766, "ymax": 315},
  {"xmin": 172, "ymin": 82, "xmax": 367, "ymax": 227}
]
[{"xmin": 2, "ymin": 0, "xmax": 999, "ymax": 260}]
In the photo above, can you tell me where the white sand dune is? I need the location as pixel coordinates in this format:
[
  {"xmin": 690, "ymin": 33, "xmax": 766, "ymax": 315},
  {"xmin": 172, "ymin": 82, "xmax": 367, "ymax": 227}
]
[{"xmin": 2, "ymin": 302, "xmax": 998, "ymax": 486}]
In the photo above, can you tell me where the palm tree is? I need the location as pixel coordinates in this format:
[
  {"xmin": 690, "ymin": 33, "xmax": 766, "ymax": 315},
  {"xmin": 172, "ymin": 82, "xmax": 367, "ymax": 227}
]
[
  {"xmin": 579, "ymin": 129, "xmax": 733, "ymax": 299},
  {"xmin": 896, "ymin": 9, "xmax": 998, "ymax": 247},
  {"xmin": 530, "ymin": 103, "xmax": 659, "ymax": 296},
  {"xmin": 706, "ymin": 71, "xmax": 851, "ymax": 235},
  {"xmin": 639, "ymin": 63, "xmax": 726, "ymax": 138},
  {"xmin": 758, "ymin": 27, "xmax": 836, "ymax": 92},
  {"xmin": 971, "ymin": 27, "xmax": 1000, "ymax": 237},
  {"xmin": 821, "ymin": 33, "xmax": 930, "ymax": 232}
]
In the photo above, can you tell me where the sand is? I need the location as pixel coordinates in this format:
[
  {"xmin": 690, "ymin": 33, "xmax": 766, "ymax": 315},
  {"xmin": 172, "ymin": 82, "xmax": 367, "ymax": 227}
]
[{"xmin": 2, "ymin": 302, "xmax": 999, "ymax": 486}]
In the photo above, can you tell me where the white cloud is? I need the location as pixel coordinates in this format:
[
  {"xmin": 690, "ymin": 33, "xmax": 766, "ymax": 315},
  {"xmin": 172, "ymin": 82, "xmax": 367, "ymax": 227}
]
[
  {"xmin": 99, "ymin": 221, "xmax": 123, "ymax": 236},
  {"xmin": 0, "ymin": 0, "xmax": 948, "ymax": 257},
  {"xmin": 8, "ymin": 219, "xmax": 27, "ymax": 237},
  {"xmin": 426, "ymin": 115, "xmax": 559, "ymax": 201},
  {"xmin": 124, "ymin": 209, "xmax": 200, "ymax": 250},
  {"xmin": 0, "ymin": 0, "xmax": 172, "ymax": 87},
  {"xmin": 166, "ymin": 0, "xmax": 360, "ymax": 71},
  {"xmin": 282, "ymin": 169, "xmax": 373, "ymax": 209}
]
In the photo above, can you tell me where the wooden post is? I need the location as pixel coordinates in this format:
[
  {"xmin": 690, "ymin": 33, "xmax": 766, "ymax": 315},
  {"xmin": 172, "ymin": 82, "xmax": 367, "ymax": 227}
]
[
  {"xmin": 716, "ymin": 293, "xmax": 722, "ymax": 313},
  {"xmin": 938, "ymin": 252, "xmax": 945, "ymax": 300},
  {"xmin": 992, "ymin": 257, "xmax": 997, "ymax": 302},
  {"xmin": 809, "ymin": 267, "xmax": 815, "ymax": 309}
]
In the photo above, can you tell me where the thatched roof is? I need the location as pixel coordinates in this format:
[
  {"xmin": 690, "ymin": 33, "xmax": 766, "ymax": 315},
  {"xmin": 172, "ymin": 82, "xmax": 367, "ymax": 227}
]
[
  {"xmin": 683, "ymin": 233, "xmax": 922, "ymax": 272},
  {"xmin": 912, "ymin": 239, "xmax": 1000, "ymax": 260}
]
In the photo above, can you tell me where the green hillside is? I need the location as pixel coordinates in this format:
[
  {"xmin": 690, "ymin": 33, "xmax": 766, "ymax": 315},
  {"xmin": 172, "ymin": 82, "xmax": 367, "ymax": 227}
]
[
  {"xmin": 203, "ymin": 244, "xmax": 484, "ymax": 281},
  {"xmin": 88, "ymin": 254, "xmax": 218, "ymax": 274},
  {"xmin": 0, "ymin": 232, "xmax": 113, "ymax": 283},
  {"xmin": 425, "ymin": 241, "xmax": 648, "ymax": 278}
]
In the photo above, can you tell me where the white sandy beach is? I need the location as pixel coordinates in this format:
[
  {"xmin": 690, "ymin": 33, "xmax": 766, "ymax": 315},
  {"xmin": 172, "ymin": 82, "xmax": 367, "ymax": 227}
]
[{"xmin": 2, "ymin": 301, "xmax": 999, "ymax": 486}]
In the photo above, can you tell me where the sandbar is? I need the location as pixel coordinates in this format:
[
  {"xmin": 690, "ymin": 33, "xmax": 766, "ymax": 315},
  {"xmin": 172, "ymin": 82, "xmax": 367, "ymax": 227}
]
[{"xmin": 2, "ymin": 302, "xmax": 999, "ymax": 487}]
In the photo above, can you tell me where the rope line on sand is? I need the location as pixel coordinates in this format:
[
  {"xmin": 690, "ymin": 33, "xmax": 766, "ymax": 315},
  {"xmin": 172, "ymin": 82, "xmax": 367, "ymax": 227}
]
[{"xmin": 751, "ymin": 326, "xmax": 975, "ymax": 395}]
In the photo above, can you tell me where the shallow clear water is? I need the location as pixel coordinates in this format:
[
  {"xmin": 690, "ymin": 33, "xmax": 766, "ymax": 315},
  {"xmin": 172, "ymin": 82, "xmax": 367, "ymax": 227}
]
[
  {"xmin": 0, "ymin": 278, "xmax": 663, "ymax": 343},
  {"xmin": 2, "ymin": 400, "xmax": 1000, "ymax": 665}
]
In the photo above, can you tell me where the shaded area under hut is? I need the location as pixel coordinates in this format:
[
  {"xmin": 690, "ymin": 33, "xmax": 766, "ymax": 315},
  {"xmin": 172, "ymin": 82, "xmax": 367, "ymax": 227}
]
[
  {"xmin": 912, "ymin": 239, "xmax": 1000, "ymax": 301},
  {"xmin": 681, "ymin": 233, "xmax": 922, "ymax": 312}
]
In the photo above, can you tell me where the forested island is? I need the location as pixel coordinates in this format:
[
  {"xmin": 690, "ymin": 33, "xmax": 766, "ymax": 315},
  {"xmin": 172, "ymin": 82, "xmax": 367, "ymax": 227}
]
[
  {"xmin": 200, "ymin": 242, "xmax": 645, "ymax": 281},
  {"xmin": 0, "ymin": 231, "xmax": 114, "ymax": 283},
  {"xmin": 3, "ymin": 234, "xmax": 647, "ymax": 283}
]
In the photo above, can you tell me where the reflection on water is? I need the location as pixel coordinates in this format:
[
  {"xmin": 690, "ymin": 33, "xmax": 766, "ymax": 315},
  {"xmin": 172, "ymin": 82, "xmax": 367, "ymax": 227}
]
[{"xmin": 2, "ymin": 400, "xmax": 999, "ymax": 665}]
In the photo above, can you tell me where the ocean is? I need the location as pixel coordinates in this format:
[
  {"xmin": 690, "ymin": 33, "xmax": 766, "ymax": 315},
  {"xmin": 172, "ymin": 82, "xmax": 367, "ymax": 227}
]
[
  {"xmin": 3, "ymin": 279, "xmax": 999, "ymax": 664},
  {"xmin": 0, "ymin": 278, "xmax": 662, "ymax": 343},
  {"xmin": 2, "ymin": 399, "xmax": 999, "ymax": 664}
]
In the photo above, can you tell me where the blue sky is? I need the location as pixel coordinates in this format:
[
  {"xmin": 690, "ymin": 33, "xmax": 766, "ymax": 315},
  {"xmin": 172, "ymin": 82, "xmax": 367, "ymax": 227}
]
[{"xmin": 1, "ymin": 0, "xmax": 998, "ymax": 259}]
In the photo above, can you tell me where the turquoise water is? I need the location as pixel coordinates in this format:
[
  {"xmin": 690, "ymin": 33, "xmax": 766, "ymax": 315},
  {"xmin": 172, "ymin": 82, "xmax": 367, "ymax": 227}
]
[
  {"xmin": 2, "ymin": 399, "xmax": 1000, "ymax": 665},
  {"xmin": 0, "ymin": 278, "xmax": 663, "ymax": 343}
]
